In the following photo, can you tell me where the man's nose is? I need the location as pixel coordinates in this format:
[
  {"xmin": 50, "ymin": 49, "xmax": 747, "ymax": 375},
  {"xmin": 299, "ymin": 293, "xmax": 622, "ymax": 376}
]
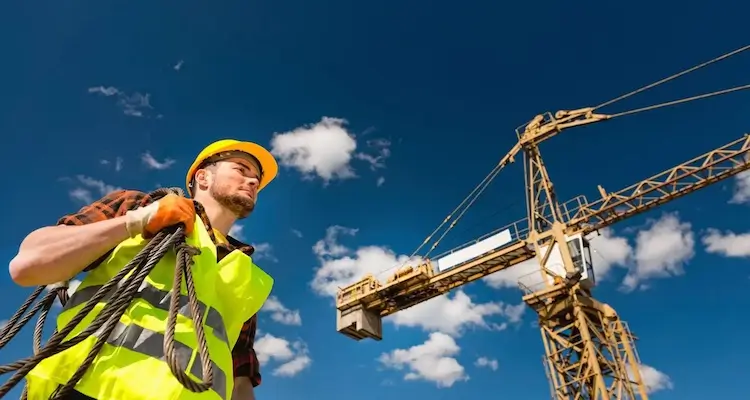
[{"xmin": 246, "ymin": 177, "xmax": 260, "ymax": 188}]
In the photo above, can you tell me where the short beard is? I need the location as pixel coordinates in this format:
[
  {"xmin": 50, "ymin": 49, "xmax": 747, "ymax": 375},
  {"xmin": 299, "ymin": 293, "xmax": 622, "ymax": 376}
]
[{"xmin": 209, "ymin": 182, "xmax": 256, "ymax": 219}]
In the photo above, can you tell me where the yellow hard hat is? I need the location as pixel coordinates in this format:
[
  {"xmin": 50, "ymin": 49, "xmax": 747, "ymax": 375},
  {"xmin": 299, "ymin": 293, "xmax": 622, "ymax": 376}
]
[{"xmin": 186, "ymin": 139, "xmax": 279, "ymax": 196}]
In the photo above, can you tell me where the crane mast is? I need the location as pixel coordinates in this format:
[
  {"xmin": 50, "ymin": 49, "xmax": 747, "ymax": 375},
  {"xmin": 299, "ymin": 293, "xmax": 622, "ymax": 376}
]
[
  {"xmin": 334, "ymin": 126, "xmax": 750, "ymax": 398},
  {"xmin": 518, "ymin": 109, "xmax": 649, "ymax": 399},
  {"xmin": 333, "ymin": 44, "xmax": 750, "ymax": 400}
]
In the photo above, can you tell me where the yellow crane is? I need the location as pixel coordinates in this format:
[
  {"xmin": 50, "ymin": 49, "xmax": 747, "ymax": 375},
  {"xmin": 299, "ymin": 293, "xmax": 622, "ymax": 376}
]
[{"xmin": 334, "ymin": 44, "xmax": 750, "ymax": 399}]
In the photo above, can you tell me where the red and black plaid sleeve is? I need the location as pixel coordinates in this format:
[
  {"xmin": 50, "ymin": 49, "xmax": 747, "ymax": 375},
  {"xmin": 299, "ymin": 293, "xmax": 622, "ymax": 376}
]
[
  {"xmin": 232, "ymin": 315, "xmax": 262, "ymax": 387},
  {"xmin": 57, "ymin": 190, "xmax": 154, "ymax": 226}
]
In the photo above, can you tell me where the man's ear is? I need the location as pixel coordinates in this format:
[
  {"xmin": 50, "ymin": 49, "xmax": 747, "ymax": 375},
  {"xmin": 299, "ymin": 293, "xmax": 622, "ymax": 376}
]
[{"xmin": 194, "ymin": 168, "xmax": 211, "ymax": 190}]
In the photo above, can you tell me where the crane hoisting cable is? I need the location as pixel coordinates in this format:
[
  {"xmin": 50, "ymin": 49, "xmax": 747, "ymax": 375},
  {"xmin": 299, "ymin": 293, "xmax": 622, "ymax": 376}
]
[
  {"xmin": 336, "ymin": 43, "xmax": 750, "ymax": 399},
  {"xmin": 408, "ymin": 43, "xmax": 750, "ymax": 265}
]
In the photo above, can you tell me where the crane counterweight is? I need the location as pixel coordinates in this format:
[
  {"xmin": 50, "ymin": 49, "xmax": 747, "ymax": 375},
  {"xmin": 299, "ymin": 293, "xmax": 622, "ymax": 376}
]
[{"xmin": 336, "ymin": 305, "xmax": 383, "ymax": 341}]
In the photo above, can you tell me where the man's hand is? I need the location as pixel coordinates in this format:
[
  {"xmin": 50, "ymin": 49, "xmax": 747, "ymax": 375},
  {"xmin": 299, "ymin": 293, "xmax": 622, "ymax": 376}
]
[
  {"xmin": 232, "ymin": 377, "xmax": 255, "ymax": 400},
  {"xmin": 125, "ymin": 194, "xmax": 196, "ymax": 238}
]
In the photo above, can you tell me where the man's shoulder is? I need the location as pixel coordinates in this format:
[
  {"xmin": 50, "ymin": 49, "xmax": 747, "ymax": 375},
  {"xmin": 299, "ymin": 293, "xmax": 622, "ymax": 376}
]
[
  {"xmin": 57, "ymin": 189, "xmax": 156, "ymax": 226},
  {"xmin": 91, "ymin": 189, "xmax": 157, "ymax": 213},
  {"xmin": 107, "ymin": 189, "xmax": 155, "ymax": 204}
]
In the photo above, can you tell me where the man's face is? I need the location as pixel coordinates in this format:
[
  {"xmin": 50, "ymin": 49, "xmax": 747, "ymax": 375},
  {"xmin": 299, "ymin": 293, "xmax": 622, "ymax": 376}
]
[{"xmin": 207, "ymin": 157, "xmax": 262, "ymax": 219}]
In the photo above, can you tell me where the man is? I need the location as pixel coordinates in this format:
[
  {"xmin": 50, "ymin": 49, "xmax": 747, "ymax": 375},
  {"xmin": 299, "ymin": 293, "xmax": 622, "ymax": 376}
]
[{"xmin": 9, "ymin": 139, "xmax": 278, "ymax": 400}]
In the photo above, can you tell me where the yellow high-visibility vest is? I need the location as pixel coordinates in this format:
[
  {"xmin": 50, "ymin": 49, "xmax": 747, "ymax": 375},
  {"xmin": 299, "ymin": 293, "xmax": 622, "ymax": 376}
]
[{"xmin": 25, "ymin": 218, "xmax": 274, "ymax": 400}]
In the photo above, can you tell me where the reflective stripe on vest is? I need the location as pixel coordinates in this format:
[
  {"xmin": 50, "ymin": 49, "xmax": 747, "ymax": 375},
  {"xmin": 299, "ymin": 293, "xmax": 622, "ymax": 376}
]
[
  {"xmin": 98, "ymin": 321, "xmax": 227, "ymax": 399},
  {"xmin": 67, "ymin": 280, "xmax": 229, "ymax": 345},
  {"xmin": 26, "ymin": 217, "xmax": 274, "ymax": 400}
]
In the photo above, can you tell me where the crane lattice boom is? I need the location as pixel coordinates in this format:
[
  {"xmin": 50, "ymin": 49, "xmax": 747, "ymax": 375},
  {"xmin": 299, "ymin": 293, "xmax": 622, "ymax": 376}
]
[
  {"xmin": 334, "ymin": 44, "xmax": 750, "ymax": 400},
  {"xmin": 335, "ymin": 133, "xmax": 750, "ymax": 318}
]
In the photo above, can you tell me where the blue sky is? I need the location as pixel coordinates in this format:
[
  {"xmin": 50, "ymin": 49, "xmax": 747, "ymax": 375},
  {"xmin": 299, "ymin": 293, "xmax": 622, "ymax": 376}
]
[{"xmin": 0, "ymin": 1, "xmax": 748, "ymax": 399}]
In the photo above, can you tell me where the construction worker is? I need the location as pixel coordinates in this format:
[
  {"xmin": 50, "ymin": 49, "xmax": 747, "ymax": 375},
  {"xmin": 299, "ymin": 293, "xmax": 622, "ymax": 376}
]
[{"xmin": 9, "ymin": 139, "xmax": 278, "ymax": 400}]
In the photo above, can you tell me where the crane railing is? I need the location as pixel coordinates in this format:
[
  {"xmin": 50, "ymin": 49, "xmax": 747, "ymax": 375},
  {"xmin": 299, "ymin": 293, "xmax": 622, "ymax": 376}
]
[{"xmin": 431, "ymin": 195, "xmax": 589, "ymax": 260}]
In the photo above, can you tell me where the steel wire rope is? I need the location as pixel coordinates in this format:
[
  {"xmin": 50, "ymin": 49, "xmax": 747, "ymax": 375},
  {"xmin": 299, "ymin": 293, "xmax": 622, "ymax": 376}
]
[
  {"xmin": 342, "ymin": 45, "xmax": 750, "ymax": 283},
  {"xmin": 0, "ymin": 187, "xmax": 217, "ymax": 399},
  {"xmin": 408, "ymin": 159, "xmax": 509, "ymax": 258},
  {"xmin": 594, "ymin": 44, "xmax": 750, "ymax": 111},
  {"xmin": 368, "ymin": 157, "xmax": 512, "ymax": 280},
  {"xmin": 421, "ymin": 163, "xmax": 507, "ymax": 259},
  {"xmin": 412, "ymin": 44, "xmax": 750, "ymax": 265},
  {"xmin": 607, "ymin": 84, "xmax": 750, "ymax": 118}
]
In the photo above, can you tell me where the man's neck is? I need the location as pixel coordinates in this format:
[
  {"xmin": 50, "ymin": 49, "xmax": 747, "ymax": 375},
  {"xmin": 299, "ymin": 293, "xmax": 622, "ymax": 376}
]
[{"xmin": 194, "ymin": 195, "xmax": 236, "ymax": 236}]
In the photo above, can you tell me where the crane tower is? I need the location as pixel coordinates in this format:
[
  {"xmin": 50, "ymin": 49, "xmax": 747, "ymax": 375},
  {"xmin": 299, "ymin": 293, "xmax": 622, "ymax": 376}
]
[{"xmin": 334, "ymin": 46, "xmax": 750, "ymax": 399}]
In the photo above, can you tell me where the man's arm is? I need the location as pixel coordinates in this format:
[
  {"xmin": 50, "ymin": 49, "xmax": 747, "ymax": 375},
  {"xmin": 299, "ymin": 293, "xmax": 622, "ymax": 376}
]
[
  {"xmin": 9, "ymin": 190, "xmax": 152, "ymax": 287},
  {"xmin": 232, "ymin": 316, "xmax": 262, "ymax": 400},
  {"xmin": 232, "ymin": 377, "xmax": 255, "ymax": 400}
]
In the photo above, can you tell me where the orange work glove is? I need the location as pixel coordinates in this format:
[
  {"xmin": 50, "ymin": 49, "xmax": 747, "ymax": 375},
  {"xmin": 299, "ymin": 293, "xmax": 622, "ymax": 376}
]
[{"xmin": 124, "ymin": 194, "xmax": 196, "ymax": 238}]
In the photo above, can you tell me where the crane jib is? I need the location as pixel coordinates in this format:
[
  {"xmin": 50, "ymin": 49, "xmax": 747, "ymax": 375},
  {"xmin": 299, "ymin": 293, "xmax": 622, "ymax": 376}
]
[{"xmin": 335, "ymin": 132, "xmax": 750, "ymax": 333}]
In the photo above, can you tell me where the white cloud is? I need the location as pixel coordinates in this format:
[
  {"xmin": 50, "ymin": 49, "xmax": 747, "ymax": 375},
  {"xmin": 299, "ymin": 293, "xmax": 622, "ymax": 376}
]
[
  {"xmin": 501, "ymin": 302, "xmax": 526, "ymax": 323},
  {"xmin": 174, "ymin": 60, "xmax": 184, "ymax": 71},
  {"xmin": 69, "ymin": 187, "xmax": 94, "ymax": 204},
  {"xmin": 376, "ymin": 176, "xmax": 385, "ymax": 187},
  {"xmin": 269, "ymin": 117, "xmax": 392, "ymax": 184},
  {"xmin": 229, "ymin": 224, "xmax": 246, "ymax": 241},
  {"xmin": 389, "ymin": 290, "xmax": 524, "ymax": 336},
  {"xmin": 483, "ymin": 213, "xmax": 694, "ymax": 293},
  {"xmin": 273, "ymin": 351, "xmax": 312, "ymax": 377},
  {"xmin": 228, "ymin": 225, "xmax": 278, "ymax": 261},
  {"xmin": 141, "ymin": 152, "xmax": 176, "ymax": 170},
  {"xmin": 100, "ymin": 157, "xmax": 123, "ymax": 172},
  {"xmin": 355, "ymin": 138, "xmax": 392, "ymax": 171},
  {"xmin": 252, "ymin": 242, "xmax": 278, "ymax": 262},
  {"xmin": 75, "ymin": 175, "xmax": 122, "ymax": 196},
  {"xmin": 622, "ymin": 213, "xmax": 694, "ymax": 292},
  {"xmin": 88, "ymin": 86, "xmax": 156, "ymax": 118},
  {"xmin": 66, "ymin": 175, "xmax": 123, "ymax": 205},
  {"xmin": 261, "ymin": 296, "xmax": 302, "ymax": 326},
  {"xmin": 379, "ymin": 332, "xmax": 468, "ymax": 388},
  {"xmin": 88, "ymin": 86, "xmax": 119, "ymax": 96},
  {"xmin": 629, "ymin": 363, "xmax": 673, "ymax": 394},
  {"xmin": 270, "ymin": 117, "xmax": 358, "ymax": 183},
  {"xmin": 474, "ymin": 357, "xmax": 498, "ymax": 371},
  {"xmin": 310, "ymin": 225, "xmax": 422, "ymax": 297},
  {"xmin": 729, "ymin": 170, "xmax": 750, "ymax": 204},
  {"xmin": 254, "ymin": 333, "xmax": 311, "ymax": 377},
  {"xmin": 291, "ymin": 229, "xmax": 303, "ymax": 238},
  {"xmin": 702, "ymin": 228, "xmax": 750, "ymax": 257}
]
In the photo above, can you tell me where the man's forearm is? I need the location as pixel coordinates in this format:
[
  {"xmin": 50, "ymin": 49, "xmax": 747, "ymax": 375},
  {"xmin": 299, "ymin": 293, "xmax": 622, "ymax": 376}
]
[
  {"xmin": 9, "ymin": 217, "xmax": 131, "ymax": 286},
  {"xmin": 232, "ymin": 377, "xmax": 255, "ymax": 400}
]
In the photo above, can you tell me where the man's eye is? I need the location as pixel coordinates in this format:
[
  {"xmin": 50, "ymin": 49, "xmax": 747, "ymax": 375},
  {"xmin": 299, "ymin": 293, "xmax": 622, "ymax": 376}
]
[{"xmin": 236, "ymin": 167, "xmax": 254, "ymax": 177}]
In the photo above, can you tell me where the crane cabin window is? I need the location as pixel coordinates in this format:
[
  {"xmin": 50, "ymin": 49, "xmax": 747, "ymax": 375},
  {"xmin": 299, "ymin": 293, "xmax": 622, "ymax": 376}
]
[
  {"xmin": 582, "ymin": 238, "xmax": 593, "ymax": 272},
  {"xmin": 565, "ymin": 236, "xmax": 591, "ymax": 273}
]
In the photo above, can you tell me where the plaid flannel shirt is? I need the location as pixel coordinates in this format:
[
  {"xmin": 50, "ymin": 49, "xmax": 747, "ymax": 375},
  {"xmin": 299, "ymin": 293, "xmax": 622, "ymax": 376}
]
[{"xmin": 57, "ymin": 189, "xmax": 263, "ymax": 387}]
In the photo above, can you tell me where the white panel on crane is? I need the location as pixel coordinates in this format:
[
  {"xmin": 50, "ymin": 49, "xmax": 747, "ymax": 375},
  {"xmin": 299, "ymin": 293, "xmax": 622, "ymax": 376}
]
[
  {"xmin": 516, "ymin": 233, "xmax": 596, "ymax": 292},
  {"xmin": 435, "ymin": 229, "xmax": 514, "ymax": 272}
]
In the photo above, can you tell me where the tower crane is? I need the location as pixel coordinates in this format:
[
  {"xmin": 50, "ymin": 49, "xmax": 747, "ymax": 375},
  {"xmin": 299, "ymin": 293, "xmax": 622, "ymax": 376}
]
[{"xmin": 334, "ymin": 44, "xmax": 750, "ymax": 399}]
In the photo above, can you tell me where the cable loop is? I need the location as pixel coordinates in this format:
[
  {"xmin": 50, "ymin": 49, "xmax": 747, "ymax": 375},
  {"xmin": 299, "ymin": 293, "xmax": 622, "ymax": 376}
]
[{"xmin": 0, "ymin": 187, "xmax": 216, "ymax": 399}]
